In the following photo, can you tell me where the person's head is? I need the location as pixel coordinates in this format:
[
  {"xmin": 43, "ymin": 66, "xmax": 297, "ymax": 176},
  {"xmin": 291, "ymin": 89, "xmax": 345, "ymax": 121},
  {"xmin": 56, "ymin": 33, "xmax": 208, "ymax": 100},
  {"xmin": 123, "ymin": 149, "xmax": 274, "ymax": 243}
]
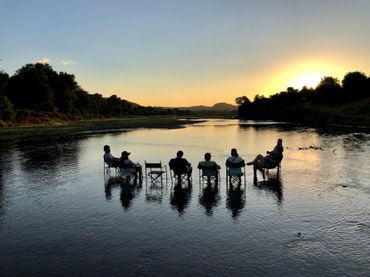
[
  {"xmin": 231, "ymin": 148, "xmax": 238, "ymax": 157},
  {"xmin": 204, "ymin": 152, "xmax": 211, "ymax": 161},
  {"xmin": 104, "ymin": 145, "xmax": 110, "ymax": 153},
  {"xmin": 121, "ymin": 151, "xmax": 130, "ymax": 158},
  {"xmin": 176, "ymin": 150, "xmax": 183, "ymax": 158},
  {"xmin": 277, "ymin": 138, "xmax": 283, "ymax": 145}
]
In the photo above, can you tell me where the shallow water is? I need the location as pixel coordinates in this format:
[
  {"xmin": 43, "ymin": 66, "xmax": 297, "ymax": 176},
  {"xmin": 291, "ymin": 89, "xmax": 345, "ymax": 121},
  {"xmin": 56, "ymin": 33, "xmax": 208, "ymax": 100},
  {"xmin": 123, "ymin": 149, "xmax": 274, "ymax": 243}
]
[{"xmin": 0, "ymin": 119, "xmax": 369, "ymax": 276}]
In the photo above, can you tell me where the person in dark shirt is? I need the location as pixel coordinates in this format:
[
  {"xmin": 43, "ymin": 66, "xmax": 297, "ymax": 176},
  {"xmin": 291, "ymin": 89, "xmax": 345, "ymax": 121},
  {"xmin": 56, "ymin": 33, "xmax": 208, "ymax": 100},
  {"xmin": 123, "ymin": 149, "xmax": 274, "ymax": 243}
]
[
  {"xmin": 247, "ymin": 138, "xmax": 284, "ymax": 180},
  {"xmin": 169, "ymin": 150, "xmax": 192, "ymax": 180}
]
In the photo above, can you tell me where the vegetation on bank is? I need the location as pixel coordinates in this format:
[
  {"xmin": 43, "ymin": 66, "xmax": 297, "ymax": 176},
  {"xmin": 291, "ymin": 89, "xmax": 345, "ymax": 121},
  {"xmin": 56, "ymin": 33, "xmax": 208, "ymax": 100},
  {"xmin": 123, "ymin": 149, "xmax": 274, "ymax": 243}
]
[
  {"xmin": 236, "ymin": 71, "xmax": 370, "ymax": 126},
  {"xmin": 0, "ymin": 63, "xmax": 190, "ymax": 125},
  {"xmin": 0, "ymin": 116, "xmax": 198, "ymax": 142}
]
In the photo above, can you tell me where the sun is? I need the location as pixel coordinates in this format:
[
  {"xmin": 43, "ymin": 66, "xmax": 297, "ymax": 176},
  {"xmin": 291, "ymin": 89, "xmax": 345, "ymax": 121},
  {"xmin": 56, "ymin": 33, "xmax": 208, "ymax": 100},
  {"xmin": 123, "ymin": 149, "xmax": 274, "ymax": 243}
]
[{"xmin": 290, "ymin": 73, "xmax": 323, "ymax": 89}]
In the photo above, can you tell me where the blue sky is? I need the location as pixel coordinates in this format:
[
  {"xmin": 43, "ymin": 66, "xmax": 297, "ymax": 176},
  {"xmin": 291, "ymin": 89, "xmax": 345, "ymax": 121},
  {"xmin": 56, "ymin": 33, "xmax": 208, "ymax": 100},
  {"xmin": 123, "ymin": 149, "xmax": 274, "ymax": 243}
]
[{"xmin": 1, "ymin": 0, "xmax": 369, "ymax": 106}]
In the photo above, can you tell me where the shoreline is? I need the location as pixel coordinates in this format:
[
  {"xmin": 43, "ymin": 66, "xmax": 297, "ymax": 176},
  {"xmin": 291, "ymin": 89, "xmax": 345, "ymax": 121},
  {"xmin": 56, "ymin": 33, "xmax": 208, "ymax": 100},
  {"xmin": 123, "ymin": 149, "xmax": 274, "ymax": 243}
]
[{"xmin": 0, "ymin": 117, "xmax": 201, "ymax": 142}]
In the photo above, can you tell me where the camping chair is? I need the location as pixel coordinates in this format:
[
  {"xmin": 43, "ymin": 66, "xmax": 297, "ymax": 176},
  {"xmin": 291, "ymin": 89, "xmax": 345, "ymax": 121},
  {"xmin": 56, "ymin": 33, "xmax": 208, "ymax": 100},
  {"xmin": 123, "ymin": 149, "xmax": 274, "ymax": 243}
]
[
  {"xmin": 145, "ymin": 161, "xmax": 168, "ymax": 183},
  {"xmin": 119, "ymin": 163, "xmax": 141, "ymax": 184},
  {"xmin": 169, "ymin": 167, "xmax": 192, "ymax": 185},
  {"xmin": 198, "ymin": 164, "xmax": 220, "ymax": 185},
  {"xmin": 104, "ymin": 160, "xmax": 119, "ymax": 177},
  {"xmin": 226, "ymin": 160, "xmax": 246, "ymax": 186},
  {"xmin": 261, "ymin": 156, "xmax": 283, "ymax": 179}
]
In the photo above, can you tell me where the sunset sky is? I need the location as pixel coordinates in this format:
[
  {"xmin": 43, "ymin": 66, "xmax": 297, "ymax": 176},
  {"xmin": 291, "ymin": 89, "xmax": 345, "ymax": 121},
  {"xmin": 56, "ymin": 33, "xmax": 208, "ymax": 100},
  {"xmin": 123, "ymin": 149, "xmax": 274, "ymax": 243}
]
[{"xmin": 1, "ymin": 0, "xmax": 369, "ymax": 107}]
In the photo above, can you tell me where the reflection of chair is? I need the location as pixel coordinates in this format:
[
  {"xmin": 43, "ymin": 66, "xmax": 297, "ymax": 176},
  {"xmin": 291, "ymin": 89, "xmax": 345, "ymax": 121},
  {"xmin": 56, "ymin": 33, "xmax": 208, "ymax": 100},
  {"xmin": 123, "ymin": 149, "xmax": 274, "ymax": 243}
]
[
  {"xmin": 226, "ymin": 160, "xmax": 246, "ymax": 185},
  {"xmin": 198, "ymin": 164, "xmax": 220, "ymax": 185},
  {"xmin": 104, "ymin": 161, "xmax": 119, "ymax": 177},
  {"xmin": 145, "ymin": 161, "xmax": 168, "ymax": 183}
]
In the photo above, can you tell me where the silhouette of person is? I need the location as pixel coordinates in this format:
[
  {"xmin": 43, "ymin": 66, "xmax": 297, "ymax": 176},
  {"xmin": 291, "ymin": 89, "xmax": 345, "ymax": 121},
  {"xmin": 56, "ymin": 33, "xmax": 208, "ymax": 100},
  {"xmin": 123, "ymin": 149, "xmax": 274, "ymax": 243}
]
[
  {"xmin": 198, "ymin": 152, "xmax": 220, "ymax": 184},
  {"xmin": 103, "ymin": 145, "xmax": 120, "ymax": 167},
  {"xmin": 119, "ymin": 151, "xmax": 142, "ymax": 180},
  {"xmin": 199, "ymin": 183, "xmax": 220, "ymax": 216},
  {"xmin": 169, "ymin": 150, "xmax": 192, "ymax": 182},
  {"xmin": 247, "ymin": 138, "xmax": 284, "ymax": 180},
  {"xmin": 225, "ymin": 148, "xmax": 245, "ymax": 185}
]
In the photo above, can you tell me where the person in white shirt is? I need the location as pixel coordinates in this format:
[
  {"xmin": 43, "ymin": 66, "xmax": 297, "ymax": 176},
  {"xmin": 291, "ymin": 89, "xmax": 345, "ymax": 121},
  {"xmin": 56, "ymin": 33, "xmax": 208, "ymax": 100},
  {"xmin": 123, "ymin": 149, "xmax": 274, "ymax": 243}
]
[
  {"xmin": 225, "ymin": 148, "xmax": 245, "ymax": 184},
  {"xmin": 103, "ymin": 145, "xmax": 120, "ymax": 167}
]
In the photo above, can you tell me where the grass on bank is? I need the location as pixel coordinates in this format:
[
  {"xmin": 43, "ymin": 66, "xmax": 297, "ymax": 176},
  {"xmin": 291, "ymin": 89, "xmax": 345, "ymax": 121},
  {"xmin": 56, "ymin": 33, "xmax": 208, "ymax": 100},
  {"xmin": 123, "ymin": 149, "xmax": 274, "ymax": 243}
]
[{"xmin": 0, "ymin": 116, "xmax": 199, "ymax": 142}]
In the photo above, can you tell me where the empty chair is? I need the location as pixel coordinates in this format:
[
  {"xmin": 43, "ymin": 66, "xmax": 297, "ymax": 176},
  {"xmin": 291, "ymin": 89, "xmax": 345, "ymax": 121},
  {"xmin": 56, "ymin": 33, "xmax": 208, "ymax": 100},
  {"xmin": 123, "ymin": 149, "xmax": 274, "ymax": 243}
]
[{"xmin": 145, "ymin": 161, "xmax": 168, "ymax": 183}]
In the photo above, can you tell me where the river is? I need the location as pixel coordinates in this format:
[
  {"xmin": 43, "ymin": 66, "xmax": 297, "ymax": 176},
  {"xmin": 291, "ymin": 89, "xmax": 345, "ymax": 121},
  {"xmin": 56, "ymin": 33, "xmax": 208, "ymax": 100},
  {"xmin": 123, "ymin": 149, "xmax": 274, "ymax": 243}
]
[{"xmin": 0, "ymin": 119, "xmax": 369, "ymax": 276}]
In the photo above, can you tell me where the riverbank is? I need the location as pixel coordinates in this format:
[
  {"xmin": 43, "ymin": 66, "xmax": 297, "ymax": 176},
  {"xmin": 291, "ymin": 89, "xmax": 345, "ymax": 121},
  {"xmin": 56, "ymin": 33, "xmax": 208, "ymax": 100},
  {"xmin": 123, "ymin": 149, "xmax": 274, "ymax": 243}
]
[{"xmin": 0, "ymin": 117, "xmax": 199, "ymax": 142}]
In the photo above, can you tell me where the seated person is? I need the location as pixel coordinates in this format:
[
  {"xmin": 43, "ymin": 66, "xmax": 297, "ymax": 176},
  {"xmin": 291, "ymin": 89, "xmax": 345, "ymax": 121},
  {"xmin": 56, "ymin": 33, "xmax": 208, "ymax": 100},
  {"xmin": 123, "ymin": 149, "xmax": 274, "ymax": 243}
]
[
  {"xmin": 103, "ymin": 145, "xmax": 120, "ymax": 167},
  {"xmin": 169, "ymin": 150, "xmax": 192, "ymax": 180},
  {"xmin": 119, "ymin": 151, "xmax": 142, "ymax": 178},
  {"xmin": 198, "ymin": 152, "xmax": 220, "ymax": 183},
  {"xmin": 225, "ymin": 148, "xmax": 245, "ymax": 182},
  {"xmin": 247, "ymin": 138, "xmax": 284, "ymax": 180}
]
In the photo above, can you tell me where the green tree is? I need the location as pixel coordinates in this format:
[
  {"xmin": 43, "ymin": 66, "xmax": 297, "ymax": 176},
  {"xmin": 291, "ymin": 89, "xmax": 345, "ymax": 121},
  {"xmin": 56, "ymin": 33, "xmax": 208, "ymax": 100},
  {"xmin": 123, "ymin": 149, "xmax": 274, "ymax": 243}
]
[
  {"xmin": 54, "ymin": 72, "xmax": 78, "ymax": 113},
  {"xmin": 342, "ymin": 71, "xmax": 368, "ymax": 99},
  {"xmin": 7, "ymin": 63, "xmax": 57, "ymax": 111}
]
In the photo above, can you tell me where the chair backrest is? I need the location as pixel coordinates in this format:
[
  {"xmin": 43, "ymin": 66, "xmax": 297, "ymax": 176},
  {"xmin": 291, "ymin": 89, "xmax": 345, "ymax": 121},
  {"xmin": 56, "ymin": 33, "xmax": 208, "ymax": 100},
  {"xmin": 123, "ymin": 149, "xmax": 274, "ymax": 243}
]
[
  {"xmin": 145, "ymin": 162, "xmax": 162, "ymax": 169},
  {"xmin": 226, "ymin": 160, "xmax": 245, "ymax": 168},
  {"xmin": 169, "ymin": 158, "xmax": 188, "ymax": 175}
]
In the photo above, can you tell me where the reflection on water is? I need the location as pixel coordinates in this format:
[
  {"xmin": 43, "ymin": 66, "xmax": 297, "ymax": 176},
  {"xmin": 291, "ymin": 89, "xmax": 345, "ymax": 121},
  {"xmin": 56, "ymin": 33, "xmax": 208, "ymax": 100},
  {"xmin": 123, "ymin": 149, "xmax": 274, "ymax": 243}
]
[
  {"xmin": 0, "ymin": 119, "xmax": 369, "ymax": 276},
  {"xmin": 170, "ymin": 183, "xmax": 192, "ymax": 215},
  {"xmin": 253, "ymin": 177, "xmax": 283, "ymax": 205},
  {"xmin": 226, "ymin": 183, "xmax": 246, "ymax": 218},
  {"xmin": 105, "ymin": 177, "xmax": 142, "ymax": 210},
  {"xmin": 199, "ymin": 183, "xmax": 221, "ymax": 216}
]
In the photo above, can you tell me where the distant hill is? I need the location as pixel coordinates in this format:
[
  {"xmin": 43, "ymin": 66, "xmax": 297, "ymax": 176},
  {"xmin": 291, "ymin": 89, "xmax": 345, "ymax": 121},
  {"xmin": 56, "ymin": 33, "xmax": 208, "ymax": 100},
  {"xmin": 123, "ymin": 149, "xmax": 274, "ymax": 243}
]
[{"xmin": 177, "ymin": 102, "xmax": 237, "ymax": 112}]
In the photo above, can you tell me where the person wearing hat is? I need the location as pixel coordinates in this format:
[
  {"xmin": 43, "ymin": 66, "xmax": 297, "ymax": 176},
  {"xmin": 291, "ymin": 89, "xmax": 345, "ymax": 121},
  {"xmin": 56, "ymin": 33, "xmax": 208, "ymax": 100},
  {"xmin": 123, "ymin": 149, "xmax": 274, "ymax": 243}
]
[
  {"xmin": 119, "ymin": 151, "xmax": 142, "ymax": 179},
  {"xmin": 103, "ymin": 145, "xmax": 120, "ymax": 167}
]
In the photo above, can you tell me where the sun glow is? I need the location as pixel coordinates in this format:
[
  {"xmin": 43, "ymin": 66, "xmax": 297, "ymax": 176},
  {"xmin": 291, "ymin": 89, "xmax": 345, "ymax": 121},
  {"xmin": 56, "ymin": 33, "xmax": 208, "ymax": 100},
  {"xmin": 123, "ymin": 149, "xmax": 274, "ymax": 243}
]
[{"xmin": 290, "ymin": 73, "xmax": 323, "ymax": 89}]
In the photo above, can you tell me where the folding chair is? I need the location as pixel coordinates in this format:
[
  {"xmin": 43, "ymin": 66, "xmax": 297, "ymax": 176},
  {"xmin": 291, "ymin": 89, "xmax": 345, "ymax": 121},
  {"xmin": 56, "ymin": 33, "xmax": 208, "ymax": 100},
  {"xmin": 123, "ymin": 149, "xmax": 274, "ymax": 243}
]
[
  {"xmin": 198, "ymin": 164, "xmax": 220, "ymax": 185},
  {"xmin": 145, "ymin": 161, "xmax": 168, "ymax": 183},
  {"xmin": 261, "ymin": 156, "xmax": 283, "ymax": 180},
  {"xmin": 170, "ymin": 169, "xmax": 191, "ymax": 185},
  {"xmin": 119, "ymin": 164, "xmax": 141, "ymax": 184},
  {"xmin": 226, "ymin": 160, "xmax": 246, "ymax": 186},
  {"xmin": 104, "ymin": 161, "xmax": 119, "ymax": 177}
]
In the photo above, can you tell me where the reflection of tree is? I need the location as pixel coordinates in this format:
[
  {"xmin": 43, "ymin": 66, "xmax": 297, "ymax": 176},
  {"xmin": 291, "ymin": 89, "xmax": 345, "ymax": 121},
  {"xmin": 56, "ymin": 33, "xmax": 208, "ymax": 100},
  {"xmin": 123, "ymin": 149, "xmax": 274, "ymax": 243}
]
[
  {"xmin": 0, "ymin": 143, "xmax": 15, "ymax": 219},
  {"xmin": 199, "ymin": 184, "xmax": 220, "ymax": 216},
  {"xmin": 17, "ymin": 138, "xmax": 79, "ymax": 175},
  {"xmin": 254, "ymin": 178, "xmax": 283, "ymax": 205},
  {"xmin": 170, "ymin": 184, "xmax": 192, "ymax": 215},
  {"xmin": 226, "ymin": 185, "xmax": 246, "ymax": 218}
]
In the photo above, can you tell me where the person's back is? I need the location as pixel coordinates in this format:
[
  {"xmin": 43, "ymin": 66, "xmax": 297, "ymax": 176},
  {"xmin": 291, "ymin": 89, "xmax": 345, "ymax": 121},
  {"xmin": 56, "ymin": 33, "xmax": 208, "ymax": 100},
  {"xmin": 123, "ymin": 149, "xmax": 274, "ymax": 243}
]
[
  {"xmin": 169, "ymin": 157, "xmax": 189, "ymax": 174},
  {"xmin": 226, "ymin": 148, "xmax": 244, "ymax": 176},
  {"xmin": 169, "ymin": 150, "xmax": 192, "ymax": 177}
]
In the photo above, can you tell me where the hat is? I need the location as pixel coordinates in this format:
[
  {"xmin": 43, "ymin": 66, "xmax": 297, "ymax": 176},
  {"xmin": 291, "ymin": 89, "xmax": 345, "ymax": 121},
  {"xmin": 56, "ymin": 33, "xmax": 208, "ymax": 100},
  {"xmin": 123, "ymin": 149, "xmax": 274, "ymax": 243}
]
[{"xmin": 121, "ymin": 151, "xmax": 130, "ymax": 156}]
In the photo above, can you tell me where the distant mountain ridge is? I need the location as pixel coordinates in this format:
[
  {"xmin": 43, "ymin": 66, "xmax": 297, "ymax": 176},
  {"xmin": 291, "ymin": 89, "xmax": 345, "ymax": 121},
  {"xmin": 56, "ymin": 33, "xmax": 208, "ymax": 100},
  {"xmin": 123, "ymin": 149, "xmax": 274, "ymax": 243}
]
[{"xmin": 177, "ymin": 102, "xmax": 237, "ymax": 112}]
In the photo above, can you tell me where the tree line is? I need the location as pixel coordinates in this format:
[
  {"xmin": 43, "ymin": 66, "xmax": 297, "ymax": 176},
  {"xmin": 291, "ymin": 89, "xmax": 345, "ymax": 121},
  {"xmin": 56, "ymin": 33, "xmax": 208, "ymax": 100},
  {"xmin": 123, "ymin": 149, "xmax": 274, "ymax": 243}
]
[
  {"xmin": 0, "ymin": 63, "xmax": 190, "ymax": 121},
  {"xmin": 236, "ymin": 71, "xmax": 370, "ymax": 121}
]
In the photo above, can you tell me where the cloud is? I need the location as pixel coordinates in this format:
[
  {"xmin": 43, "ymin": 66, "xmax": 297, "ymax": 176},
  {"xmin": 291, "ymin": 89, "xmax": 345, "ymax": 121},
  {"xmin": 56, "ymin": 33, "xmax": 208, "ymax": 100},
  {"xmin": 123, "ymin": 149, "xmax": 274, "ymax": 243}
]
[
  {"xmin": 60, "ymin": 60, "xmax": 75, "ymax": 66},
  {"xmin": 33, "ymin": 57, "xmax": 50, "ymax": 64}
]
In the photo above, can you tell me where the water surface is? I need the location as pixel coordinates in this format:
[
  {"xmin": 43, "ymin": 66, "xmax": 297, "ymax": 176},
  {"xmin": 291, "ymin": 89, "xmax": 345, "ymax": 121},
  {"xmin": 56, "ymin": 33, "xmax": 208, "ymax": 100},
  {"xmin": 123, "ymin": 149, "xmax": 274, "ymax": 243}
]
[{"xmin": 0, "ymin": 119, "xmax": 369, "ymax": 276}]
